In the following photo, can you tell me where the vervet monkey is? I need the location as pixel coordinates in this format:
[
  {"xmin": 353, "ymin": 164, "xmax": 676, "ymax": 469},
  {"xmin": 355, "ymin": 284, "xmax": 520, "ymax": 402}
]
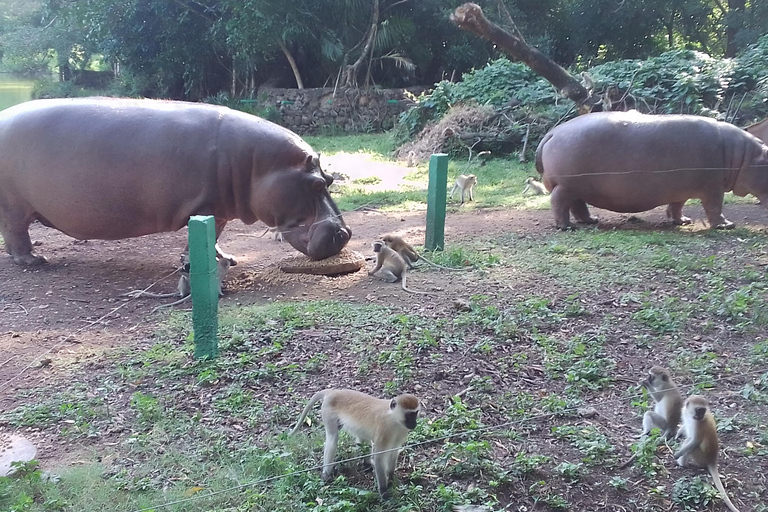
[
  {"xmin": 406, "ymin": 150, "xmax": 417, "ymax": 167},
  {"xmin": 257, "ymin": 226, "xmax": 284, "ymax": 242},
  {"xmin": 581, "ymin": 71, "xmax": 595, "ymax": 93},
  {"xmin": 290, "ymin": 389, "xmax": 421, "ymax": 499},
  {"xmin": 641, "ymin": 366, "xmax": 683, "ymax": 439},
  {"xmin": 522, "ymin": 177, "xmax": 549, "ymax": 196},
  {"xmin": 450, "ymin": 174, "xmax": 477, "ymax": 204},
  {"xmin": 674, "ymin": 395, "xmax": 741, "ymax": 512},
  {"xmin": 151, "ymin": 257, "xmax": 231, "ymax": 313},
  {"xmin": 620, "ymin": 366, "xmax": 683, "ymax": 469},
  {"xmin": 369, "ymin": 241, "xmax": 435, "ymax": 295},
  {"xmin": 123, "ymin": 254, "xmax": 193, "ymax": 300},
  {"xmin": 381, "ymin": 234, "xmax": 464, "ymax": 271}
]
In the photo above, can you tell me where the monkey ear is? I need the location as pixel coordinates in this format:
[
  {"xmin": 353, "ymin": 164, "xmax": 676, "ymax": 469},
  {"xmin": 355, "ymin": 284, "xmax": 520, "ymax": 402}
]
[{"xmin": 390, "ymin": 399, "xmax": 397, "ymax": 410}]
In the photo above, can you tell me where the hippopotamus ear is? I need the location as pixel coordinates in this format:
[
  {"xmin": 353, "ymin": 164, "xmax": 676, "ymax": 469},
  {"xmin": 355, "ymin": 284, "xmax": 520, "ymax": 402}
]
[{"xmin": 304, "ymin": 154, "xmax": 320, "ymax": 172}]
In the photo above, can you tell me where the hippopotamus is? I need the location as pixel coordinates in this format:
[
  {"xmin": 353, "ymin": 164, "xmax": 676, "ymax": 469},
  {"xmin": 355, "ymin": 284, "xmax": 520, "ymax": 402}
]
[
  {"xmin": 746, "ymin": 118, "xmax": 768, "ymax": 143},
  {"xmin": 535, "ymin": 111, "xmax": 768, "ymax": 229},
  {"xmin": 0, "ymin": 97, "xmax": 351, "ymax": 265}
]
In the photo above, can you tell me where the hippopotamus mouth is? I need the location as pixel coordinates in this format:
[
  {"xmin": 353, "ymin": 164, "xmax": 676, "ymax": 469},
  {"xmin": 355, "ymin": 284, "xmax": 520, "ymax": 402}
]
[
  {"xmin": 280, "ymin": 195, "xmax": 352, "ymax": 260},
  {"xmin": 282, "ymin": 218, "xmax": 351, "ymax": 260}
]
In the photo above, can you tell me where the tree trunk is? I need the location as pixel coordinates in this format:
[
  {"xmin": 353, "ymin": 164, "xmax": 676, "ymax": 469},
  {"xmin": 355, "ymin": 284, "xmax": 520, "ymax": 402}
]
[
  {"xmin": 344, "ymin": 0, "xmax": 380, "ymax": 88},
  {"xmin": 725, "ymin": 0, "xmax": 746, "ymax": 58},
  {"xmin": 451, "ymin": 3, "xmax": 593, "ymax": 110},
  {"xmin": 279, "ymin": 40, "xmax": 304, "ymax": 89}
]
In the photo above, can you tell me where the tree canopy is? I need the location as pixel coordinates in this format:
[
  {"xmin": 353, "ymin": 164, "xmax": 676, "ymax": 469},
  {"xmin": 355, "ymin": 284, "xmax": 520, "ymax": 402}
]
[{"xmin": 0, "ymin": 0, "xmax": 765, "ymax": 100}]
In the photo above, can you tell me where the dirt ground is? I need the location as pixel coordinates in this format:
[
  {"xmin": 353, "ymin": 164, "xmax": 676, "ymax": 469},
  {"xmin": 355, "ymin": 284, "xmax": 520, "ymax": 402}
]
[{"xmin": 1, "ymin": 201, "xmax": 767, "ymax": 470}]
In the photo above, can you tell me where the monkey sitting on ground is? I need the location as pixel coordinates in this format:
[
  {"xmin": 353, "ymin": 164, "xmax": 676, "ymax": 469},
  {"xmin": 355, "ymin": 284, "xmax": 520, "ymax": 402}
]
[
  {"xmin": 127, "ymin": 254, "xmax": 231, "ymax": 312},
  {"xmin": 369, "ymin": 241, "xmax": 435, "ymax": 295},
  {"xmin": 674, "ymin": 395, "xmax": 741, "ymax": 512},
  {"xmin": 521, "ymin": 177, "xmax": 549, "ymax": 196},
  {"xmin": 620, "ymin": 366, "xmax": 684, "ymax": 468},
  {"xmin": 640, "ymin": 366, "xmax": 683, "ymax": 440},
  {"xmin": 381, "ymin": 234, "xmax": 465, "ymax": 271},
  {"xmin": 124, "ymin": 253, "xmax": 194, "ymax": 300},
  {"xmin": 406, "ymin": 150, "xmax": 417, "ymax": 167},
  {"xmin": 291, "ymin": 389, "xmax": 421, "ymax": 499},
  {"xmin": 450, "ymin": 174, "xmax": 477, "ymax": 204}
]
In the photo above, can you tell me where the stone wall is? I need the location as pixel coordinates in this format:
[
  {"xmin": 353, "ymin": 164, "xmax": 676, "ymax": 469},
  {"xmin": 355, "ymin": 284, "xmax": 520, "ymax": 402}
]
[{"xmin": 257, "ymin": 86, "xmax": 426, "ymax": 134}]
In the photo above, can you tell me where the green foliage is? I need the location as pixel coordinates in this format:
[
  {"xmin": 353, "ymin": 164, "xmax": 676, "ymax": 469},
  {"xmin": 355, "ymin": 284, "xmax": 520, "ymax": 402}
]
[{"xmin": 671, "ymin": 476, "xmax": 721, "ymax": 510}]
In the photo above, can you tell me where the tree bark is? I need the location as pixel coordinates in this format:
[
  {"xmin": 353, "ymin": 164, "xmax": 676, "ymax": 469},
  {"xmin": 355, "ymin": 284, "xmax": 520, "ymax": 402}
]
[
  {"xmin": 279, "ymin": 40, "xmax": 304, "ymax": 89},
  {"xmin": 451, "ymin": 3, "xmax": 592, "ymax": 109},
  {"xmin": 725, "ymin": 0, "xmax": 746, "ymax": 58},
  {"xmin": 344, "ymin": 0, "xmax": 380, "ymax": 88}
]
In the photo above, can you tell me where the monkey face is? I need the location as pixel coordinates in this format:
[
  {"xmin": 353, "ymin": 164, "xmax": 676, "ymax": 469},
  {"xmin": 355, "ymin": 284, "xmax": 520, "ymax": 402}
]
[
  {"xmin": 404, "ymin": 411, "xmax": 418, "ymax": 430},
  {"xmin": 692, "ymin": 406, "xmax": 707, "ymax": 421}
]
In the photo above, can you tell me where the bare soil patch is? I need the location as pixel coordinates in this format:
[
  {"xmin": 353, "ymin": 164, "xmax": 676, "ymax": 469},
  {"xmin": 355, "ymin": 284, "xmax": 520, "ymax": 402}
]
[{"xmin": 1, "ymin": 202, "xmax": 767, "ymax": 509}]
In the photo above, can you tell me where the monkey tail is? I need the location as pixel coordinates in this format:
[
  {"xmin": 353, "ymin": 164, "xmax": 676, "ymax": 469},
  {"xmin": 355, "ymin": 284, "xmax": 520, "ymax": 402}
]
[
  {"xmin": 290, "ymin": 390, "xmax": 328, "ymax": 435},
  {"xmin": 150, "ymin": 294, "xmax": 191, "ymax": 314},
  {"xmin": 709, "ymin": 465, "xmax": 741, "ymax": 512},
  {"xmin": 400, "ymin": 273, "xmax": 436, "ymax": 295},
  {"xmin": 534, "ymin": 131, "xmax": 553, "ymax": 177}
]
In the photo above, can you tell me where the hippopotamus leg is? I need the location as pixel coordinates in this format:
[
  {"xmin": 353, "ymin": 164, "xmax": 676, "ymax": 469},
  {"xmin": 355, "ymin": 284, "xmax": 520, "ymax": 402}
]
[
  {"xmin": 665, "ymin": 202, "xmax": 692, "ymax": 225},
  {"xmin": 0, "ymin": 215, "xmax": 47, "ymax": 266},
  {"xmin": 570, "ymin": 200, "xmax": 599, "ymax": 225},
  {"xmin": 214, "ymin": 218, "xmax": 237, "ymax": 265},
  {"xmin": 701, "ymin": 192, "xmax": 734, "ymax": 229},
  {"xmin": 549, "ymin": 186, "xmax": 574, "ymax": 229}
]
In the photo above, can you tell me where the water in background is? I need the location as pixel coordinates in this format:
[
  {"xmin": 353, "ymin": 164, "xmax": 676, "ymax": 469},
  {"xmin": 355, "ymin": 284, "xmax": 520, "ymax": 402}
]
[{"xmin": 0, "ymin": 75, "xmax": 34, "ymax": 111}]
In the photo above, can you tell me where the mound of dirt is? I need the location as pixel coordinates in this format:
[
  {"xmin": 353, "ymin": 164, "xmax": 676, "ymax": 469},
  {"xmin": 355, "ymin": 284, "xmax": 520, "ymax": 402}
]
[{"xmin": 395, "ymin": 105, "xmax": 498, "ymax": 164}]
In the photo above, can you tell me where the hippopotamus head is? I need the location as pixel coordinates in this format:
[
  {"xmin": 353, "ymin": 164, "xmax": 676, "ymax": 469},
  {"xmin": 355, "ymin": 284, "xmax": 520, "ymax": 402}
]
[
  {"xmin": 252, "ymin": 154, "xmax": 351, "ymax": 260},
  {"xmin": 733, "ymin": 141, "xmax": 768, "ymax": 207}
]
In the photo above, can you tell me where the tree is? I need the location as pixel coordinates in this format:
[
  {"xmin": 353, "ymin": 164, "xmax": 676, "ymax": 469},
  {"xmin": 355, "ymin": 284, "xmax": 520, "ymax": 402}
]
[{"xmin": 451, "ymin": 3, "xmax": 594, "ymax": 109}]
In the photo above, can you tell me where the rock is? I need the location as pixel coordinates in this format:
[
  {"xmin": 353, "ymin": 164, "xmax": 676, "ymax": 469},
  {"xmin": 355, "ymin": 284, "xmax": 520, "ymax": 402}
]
[{"xmin": 0, "ymin": 434, "xmax": 37, "ymax": 476}]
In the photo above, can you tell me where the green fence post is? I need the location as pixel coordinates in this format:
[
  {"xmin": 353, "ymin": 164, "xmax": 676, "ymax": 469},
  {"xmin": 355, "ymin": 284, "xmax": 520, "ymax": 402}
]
[
  {"xmin": 425, "ymin": 153, "xmax": 449, "ymax": 251},
  {"xmin": 188, "ymin": 215, "xmax": 219, "ymax": 360}
]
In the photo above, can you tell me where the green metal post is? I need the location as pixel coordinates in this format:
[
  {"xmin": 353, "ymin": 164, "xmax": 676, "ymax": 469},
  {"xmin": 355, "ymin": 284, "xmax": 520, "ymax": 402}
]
[
  {"xmin": 425, "ymin": 153, "xmax": 448, "ymax": 251},
  {"xmin": 188, "ymin": 215, "xmax": 219, "ymax": 360}
]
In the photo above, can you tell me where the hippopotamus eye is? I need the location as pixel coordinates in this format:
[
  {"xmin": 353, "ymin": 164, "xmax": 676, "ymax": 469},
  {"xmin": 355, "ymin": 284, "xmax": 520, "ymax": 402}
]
[{"xmin": 312, "ymin": 177, "xmax": 327, "ymax": 192}]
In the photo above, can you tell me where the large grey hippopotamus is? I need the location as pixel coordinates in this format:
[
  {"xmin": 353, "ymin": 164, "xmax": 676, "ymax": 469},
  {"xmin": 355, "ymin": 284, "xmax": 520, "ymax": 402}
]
[
  {"xmin": 535, "ymin": 111, "xmax": 768, "ymax": 229},
  {"xmin": 0, "ymin": 98, "xmax": 351, "ymax": 265}
]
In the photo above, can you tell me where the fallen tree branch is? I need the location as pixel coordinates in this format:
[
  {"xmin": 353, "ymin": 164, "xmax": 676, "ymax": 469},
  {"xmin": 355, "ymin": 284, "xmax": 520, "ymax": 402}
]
[{"xmin": 451, "ymin": 3, "xmax": 593, "ymax": 110}]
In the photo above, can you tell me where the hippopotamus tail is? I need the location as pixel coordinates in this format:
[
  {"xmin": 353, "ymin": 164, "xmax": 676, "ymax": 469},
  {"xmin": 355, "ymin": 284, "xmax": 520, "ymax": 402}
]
[{"xmin": 535, "ymin": 131, "xmax": 553, "ymax": 177}]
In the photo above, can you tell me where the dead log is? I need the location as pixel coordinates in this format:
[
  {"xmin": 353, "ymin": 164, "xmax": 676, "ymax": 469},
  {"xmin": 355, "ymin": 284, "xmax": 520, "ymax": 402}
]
[{"xmin": 450, "ymin": 3, "xmax": 596, "ymax": 112}]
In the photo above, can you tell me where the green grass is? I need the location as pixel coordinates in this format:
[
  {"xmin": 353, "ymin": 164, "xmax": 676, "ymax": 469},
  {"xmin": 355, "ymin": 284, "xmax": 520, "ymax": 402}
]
[
  {"xmin": 2, "ymin": 132, "xmax": 768, "ymax": 510},
  {"xmin": 307, "ymin": 133, "xmax": 545, "ymax": 211}
]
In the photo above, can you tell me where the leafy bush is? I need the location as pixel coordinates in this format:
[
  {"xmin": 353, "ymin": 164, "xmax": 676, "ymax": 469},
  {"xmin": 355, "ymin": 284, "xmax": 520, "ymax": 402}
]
[{"xmin": 396, "ymin": 37, "xmax": 768, "ymax": 155}]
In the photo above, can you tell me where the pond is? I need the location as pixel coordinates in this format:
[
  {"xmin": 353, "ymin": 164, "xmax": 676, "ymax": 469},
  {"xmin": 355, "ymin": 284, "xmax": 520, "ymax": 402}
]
[{"xmin": 0, "ymin": 74, "xmax": 35, "ymax": 111}]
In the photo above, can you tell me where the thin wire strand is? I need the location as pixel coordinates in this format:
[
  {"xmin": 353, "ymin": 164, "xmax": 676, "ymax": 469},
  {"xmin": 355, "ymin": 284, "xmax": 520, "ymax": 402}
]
[
  {"xmin": 276, "ymin": 163, "xmax": 768, "ymax": 236},
  {"xmin": 0, "ymin": 267, "xmax": 181, "ymax": 394},
  {"xmin": 130, "ymin": 365, "xmax": 768, "ymax": 512}
]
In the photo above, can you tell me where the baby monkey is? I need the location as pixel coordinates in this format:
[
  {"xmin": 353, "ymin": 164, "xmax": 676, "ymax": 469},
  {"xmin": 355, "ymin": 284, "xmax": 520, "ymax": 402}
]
[
  {"xmin": 640, "ymin": 366, "xmax": 683, "ymax": 439},
  {"xmin": 450, "ymin": 174, "xmax": 477, "ymax": 204},
  {"xmin": 369, "ymin": 241, "xmax": 434, "ymax": 295},
  {"xmin": 674, "ymin": 395, "xmax": 741, "ymax": 512},
  {"xmin": 291, "ymin": 389, "xmax": 421, "ymax": 499},
  {"xmin": 381, "ymin": 234, "xmax": 465, "ymax": 271},
  {"xmin": 522, "ymin": 177, "xmax": 548, "ymax": 196},
  {"xmin": 620, "ymin": 366, "xmax": 683, "ymax": 469}
]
